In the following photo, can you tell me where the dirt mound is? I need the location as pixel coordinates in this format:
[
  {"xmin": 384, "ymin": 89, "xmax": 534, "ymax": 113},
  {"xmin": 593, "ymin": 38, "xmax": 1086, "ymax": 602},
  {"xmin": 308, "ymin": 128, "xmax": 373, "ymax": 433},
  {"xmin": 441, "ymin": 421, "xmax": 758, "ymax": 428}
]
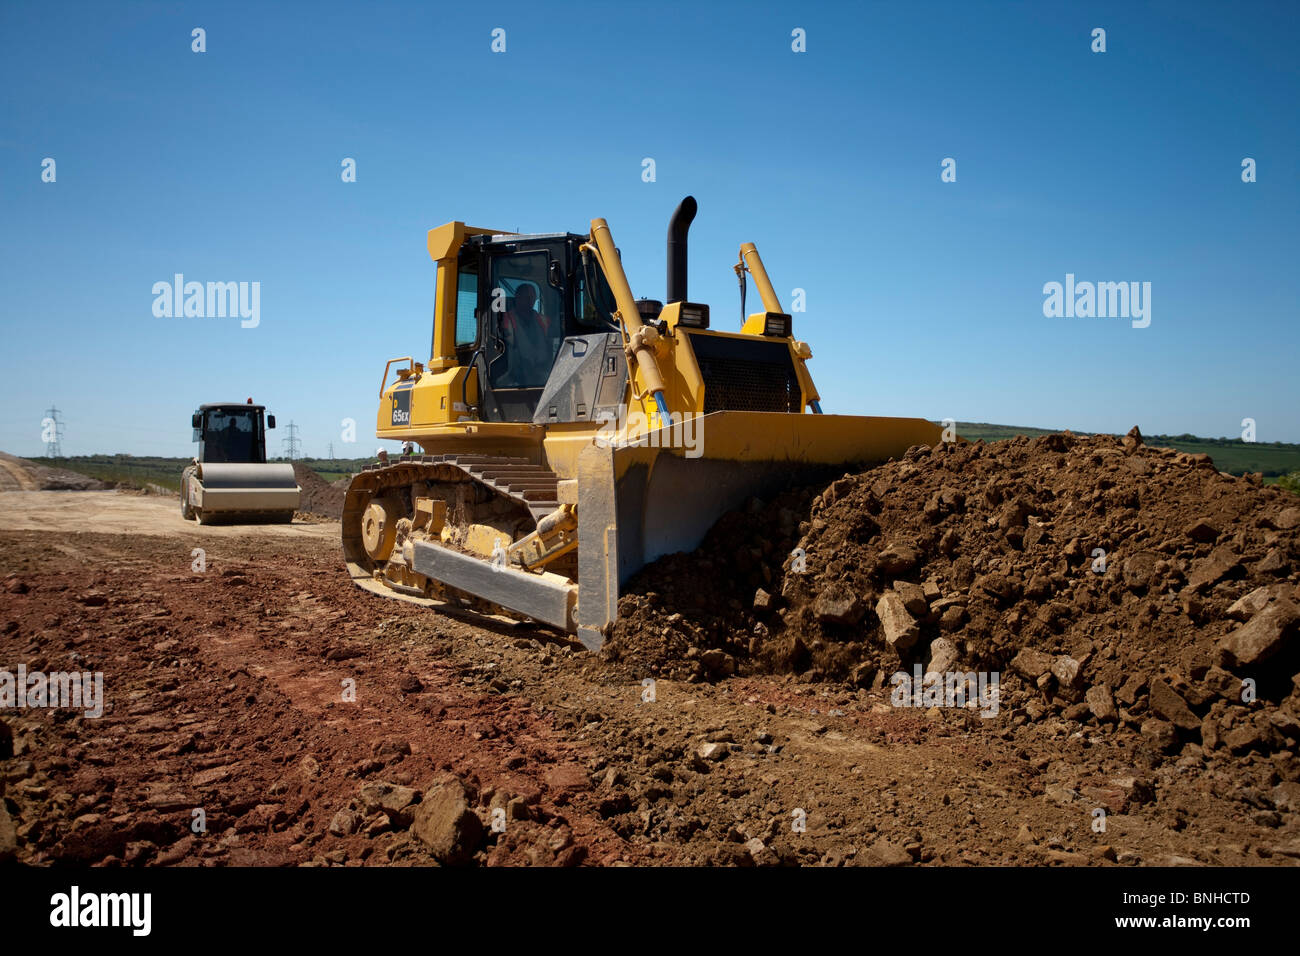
[
  {"xmin": 605, "ymin": 430, "xmax": 1300, "ymax": 764},
  {"xmin": 293, "ymin": 463, "xmax": 347, "ymax": 518}
]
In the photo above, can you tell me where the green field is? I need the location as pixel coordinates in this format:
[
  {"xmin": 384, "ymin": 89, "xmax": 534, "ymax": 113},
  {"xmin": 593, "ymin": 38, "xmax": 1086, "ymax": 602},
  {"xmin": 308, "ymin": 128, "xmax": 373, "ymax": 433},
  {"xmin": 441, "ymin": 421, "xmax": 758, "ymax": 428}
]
[
  {"xmin": 23, "ymin": 427, "xmax": 1300, "ymax": 494},
  {"xmin": 948, "ymin": 422, "xmax": 1300, "ymax": 482},
  {"xmin": 20, "ymin": 455, "xmax": 373, "ymax": 493}
]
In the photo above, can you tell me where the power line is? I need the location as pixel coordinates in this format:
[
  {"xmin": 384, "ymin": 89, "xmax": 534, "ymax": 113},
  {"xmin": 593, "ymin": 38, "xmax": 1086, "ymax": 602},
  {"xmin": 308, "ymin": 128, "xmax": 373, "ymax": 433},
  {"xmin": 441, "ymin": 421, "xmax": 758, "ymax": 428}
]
[
  {"xmin": 282, "ymin": 420, "xmax": 301, "ymax": 460},
  {"xmin": 42, "ymin": 404, "xmax": 64, "ymax": 458}
]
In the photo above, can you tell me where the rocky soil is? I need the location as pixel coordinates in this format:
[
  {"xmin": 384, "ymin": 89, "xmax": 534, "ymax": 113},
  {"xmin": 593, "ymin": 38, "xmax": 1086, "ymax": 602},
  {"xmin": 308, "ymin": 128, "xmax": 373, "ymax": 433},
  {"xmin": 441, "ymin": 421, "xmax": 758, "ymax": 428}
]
[{"xmin": 2, "ymin": 429, "xmax": 1299, "ymax": 866}]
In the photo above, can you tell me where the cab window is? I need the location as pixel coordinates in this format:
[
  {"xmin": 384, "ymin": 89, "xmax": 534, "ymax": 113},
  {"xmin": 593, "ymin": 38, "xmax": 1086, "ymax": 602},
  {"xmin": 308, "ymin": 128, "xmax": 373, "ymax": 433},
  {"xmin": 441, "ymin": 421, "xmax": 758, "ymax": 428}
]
[
  {"xmin": 575, "ymin": 256, "xmax": 618, "ymax": 329},
  {"xmin": 454, "ymin": 258, "xmax": 478, "ymax": 347},
  {"xmin": 489, "ymin": 252, "xmax": 563, "ymax": 388}
]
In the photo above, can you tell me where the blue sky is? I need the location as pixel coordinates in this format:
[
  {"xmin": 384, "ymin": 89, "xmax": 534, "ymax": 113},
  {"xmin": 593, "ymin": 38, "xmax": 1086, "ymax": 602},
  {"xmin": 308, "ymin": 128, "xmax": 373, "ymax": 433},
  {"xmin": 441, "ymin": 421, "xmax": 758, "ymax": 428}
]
[{"xmin": 1, "ymin": 0, "xmax": 1297, "ymax": 457}]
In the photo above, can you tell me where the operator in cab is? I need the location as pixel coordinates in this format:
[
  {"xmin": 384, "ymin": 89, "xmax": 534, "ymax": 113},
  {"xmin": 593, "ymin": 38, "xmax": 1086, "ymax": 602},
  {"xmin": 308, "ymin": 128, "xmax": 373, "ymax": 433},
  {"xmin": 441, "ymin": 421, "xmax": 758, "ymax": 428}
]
[{"xmin": 501, "ymin": 284, "xmax": 560, "ymax": 385}]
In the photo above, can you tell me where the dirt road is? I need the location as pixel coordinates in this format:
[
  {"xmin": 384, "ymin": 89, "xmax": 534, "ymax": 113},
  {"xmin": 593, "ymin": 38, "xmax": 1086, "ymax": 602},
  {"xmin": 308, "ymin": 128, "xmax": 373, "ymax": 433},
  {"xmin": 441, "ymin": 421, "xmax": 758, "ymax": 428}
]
[
  {"xmin": 0, "ymin": 490, "xmax": 335, "ymax": 540},
  {"xmin": 0, "ymin": 457, "xmax": 38, "ymax": 492},
  {"xmin": 2, "ymin": 484, "xmax": 1295, "ymax": 866}
]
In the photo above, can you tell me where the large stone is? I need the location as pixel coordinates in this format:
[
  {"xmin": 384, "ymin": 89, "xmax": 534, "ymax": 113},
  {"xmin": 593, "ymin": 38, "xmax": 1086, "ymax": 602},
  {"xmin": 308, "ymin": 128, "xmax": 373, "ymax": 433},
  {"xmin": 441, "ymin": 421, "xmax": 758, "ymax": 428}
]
[
  {"xmin": 696, "ymin": 742, "xmax": 728, "ymax": 763},
  {"xmin": 875, "ymin": 591, "xmax": 919, "ymax": 653},
  {"xmin": 1201, "ymin": 714, "xmax": 1221, "ymax": 750},
  {"xmin": 996, "ymin": 500, "xmax": 1032, "ymax": 531},
  {"xmin": 1084, "ymin": 775, "xmax": 1153, "ymax": 813},
  {"xmin": 543, "ymin": 764, "xmax": 592, "ymax": 791},
  {"xmin": 1187, "ymin": 546, "xmax": 1241, "ymax": 592},
  {"xmin": 1255, "ymin": 549, "xmax": 1288, "ymax": 575},
  {"xmin": 1218, "ymin": 598, "xmax": 1300, "ymax": 669},
  {"xmin": 1140, "ymin": 718, "xmax": 1179, "ymax": 752},
  {"xmin": 410, "ymin": 777, "xmax": 483, "ymax": 865},
  {"xmin": 359, "ymin": 781, "xmax": 421, "ymax": 826},
  {"xmin": 894, "ymin": 581, "xmax": 929, "ymax": 617},
  {"xmin": 1223, "ymin": 723, "xmax": 1267, "ymax": 754},
  {"xmin": 1202, "ymin": 665, "xmax": 1240, "ymax": 699},
  {"xmin": 1275, "ymin": 507, "xmax": 1300, "ymax": 531},
  {"xmin": 814, "ymin": 583, "xmax": 864, "ymax": 625},
  {"xmin": 1271, "ymin": 782, "xmax": 1300, "ymax": 813},
  {"xmin": 975, "ymin": 573, "xmax": 1020, "ymax": 604},
  {"xmin": 1051, "ymin": 656, "xmax": 1083, "ymax": 689},
  {"xmin": 1227, "ymin": 586, "xmax": 1283, "ymax": 622},
  {"xmin": 1024, "ymin": 573, "xmax": 1051, "ymax": 600},
  {"xmin": 925, "ymin": 638, "xmax": 959, "ymax": 675},
  {"xmin": 866, "ymin": 838, "xmax": 913, "ymax": 867},
  {"xmin": 1085, "ymin": 684, "xmax": 1117, "ymax": 722},
  {"xmin": 328, "ymin": 809, "xmax": 359, "ymax": 837},
  {"xmin": 1148, "ymin": 680, "xmax": 1200, "ymax": 731},
  {"xmin": 847, "ymin": 661, "xmax": 875, "ymax": 689},
  {"xmin": 1011, "ymin": 648, "xmax": 1054, "ymax": 681},
  {"xmin": 939, "ymin": 606, "xmax": 966, "ymax": 632},
  {"xmin": 875, "ymin": 543, "xmax": 921, "ymax": 577},
  {"xmin": 745, "ymin": 837, "xmax": 780, "ymax": 867},
  {"xmin": 700, "ymin": 649, "xmax": 736, "ymax": 678},
  {"xmin": 1183, "ymin": 518, "xmax": 1220, "ymax": 543},
  {"xmin": 1121, "ymin": 551, "xmax": 1161, "ymax": 593}
]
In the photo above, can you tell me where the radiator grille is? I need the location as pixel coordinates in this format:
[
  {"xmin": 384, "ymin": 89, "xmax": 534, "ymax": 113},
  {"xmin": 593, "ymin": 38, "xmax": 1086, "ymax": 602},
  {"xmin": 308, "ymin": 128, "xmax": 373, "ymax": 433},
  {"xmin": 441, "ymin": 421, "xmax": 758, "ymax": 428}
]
[
  {"xmin": 697, "ymin": 356, "xmax": 796, "ymax": 413},
  {"xmin": 686, "ymin": 332, "xmax": 800, "ymax": 414}
]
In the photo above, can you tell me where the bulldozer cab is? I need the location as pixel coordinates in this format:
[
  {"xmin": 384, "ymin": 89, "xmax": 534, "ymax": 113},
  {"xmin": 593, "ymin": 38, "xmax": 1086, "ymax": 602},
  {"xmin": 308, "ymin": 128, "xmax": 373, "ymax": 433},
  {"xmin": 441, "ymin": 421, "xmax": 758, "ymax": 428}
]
[
  {"xmin": 453, "ymin": 234, "xmax": 619, "ymax": 423},
  {"xmin": 192, "ymin": 403, "xmax": 271, "ymax": 464}
]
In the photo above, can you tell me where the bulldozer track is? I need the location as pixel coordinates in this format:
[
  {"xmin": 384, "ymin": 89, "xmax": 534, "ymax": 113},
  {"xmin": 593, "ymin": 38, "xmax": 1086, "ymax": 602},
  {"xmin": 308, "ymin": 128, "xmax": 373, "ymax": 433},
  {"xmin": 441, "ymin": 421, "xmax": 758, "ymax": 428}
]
[
  {"xmin": 341, "ymin": 454, "xmax": 563, "ymax": 606},
  {"xmin": 346, "ymin": 454, "xmax": 560, "ymax": 520}
]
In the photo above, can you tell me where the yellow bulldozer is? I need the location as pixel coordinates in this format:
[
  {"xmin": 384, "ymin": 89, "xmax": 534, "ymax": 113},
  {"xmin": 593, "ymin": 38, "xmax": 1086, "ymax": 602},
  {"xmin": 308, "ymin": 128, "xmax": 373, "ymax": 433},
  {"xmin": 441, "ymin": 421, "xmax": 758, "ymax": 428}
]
[{"xmin": 343, "ymin": 197, "xmax": 942, "ymax": 648}]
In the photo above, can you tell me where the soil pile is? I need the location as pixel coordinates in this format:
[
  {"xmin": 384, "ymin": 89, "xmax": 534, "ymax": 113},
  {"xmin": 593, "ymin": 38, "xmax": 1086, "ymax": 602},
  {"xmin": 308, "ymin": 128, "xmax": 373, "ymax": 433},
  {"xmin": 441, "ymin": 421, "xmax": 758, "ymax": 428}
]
[
  {"xmin": 606, "ymin": 430, "xmax": 1300, "ymax": 768},
  {"xmin": 293, "ymin": 463, "xmax": 347, "ymax": 518}
]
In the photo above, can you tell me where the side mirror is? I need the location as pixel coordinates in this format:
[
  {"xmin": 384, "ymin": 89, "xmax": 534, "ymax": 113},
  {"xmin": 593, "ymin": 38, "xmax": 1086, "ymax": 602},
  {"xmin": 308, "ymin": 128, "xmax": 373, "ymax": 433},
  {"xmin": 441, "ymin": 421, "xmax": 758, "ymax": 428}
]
[
  {"xmin": 267, "ymin": 415, "xmax": 276, "ymax": 429},
  {"xmin": 191, "ymin": 412, "xmax": 202, "ymax": 429}
]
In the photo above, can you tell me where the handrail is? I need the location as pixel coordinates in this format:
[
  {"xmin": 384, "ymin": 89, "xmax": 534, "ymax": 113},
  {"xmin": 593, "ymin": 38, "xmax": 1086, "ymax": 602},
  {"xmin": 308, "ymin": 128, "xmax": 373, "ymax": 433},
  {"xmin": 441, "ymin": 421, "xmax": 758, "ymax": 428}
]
[{"xmin": 379, "ymin": 356, "xmax": 414, "ymax": 397}]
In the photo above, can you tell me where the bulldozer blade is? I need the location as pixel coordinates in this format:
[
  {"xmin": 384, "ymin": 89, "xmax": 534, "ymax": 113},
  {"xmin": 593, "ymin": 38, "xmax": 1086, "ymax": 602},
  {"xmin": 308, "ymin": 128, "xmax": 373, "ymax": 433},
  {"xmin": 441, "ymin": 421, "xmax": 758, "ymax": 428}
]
[
  {"xmin": 410, "ymin": 539, "xmax": 577, "ymax": 632},
  {"xmin": 575, "ymin": 410, "xmax": 944, "ymax": 649}
]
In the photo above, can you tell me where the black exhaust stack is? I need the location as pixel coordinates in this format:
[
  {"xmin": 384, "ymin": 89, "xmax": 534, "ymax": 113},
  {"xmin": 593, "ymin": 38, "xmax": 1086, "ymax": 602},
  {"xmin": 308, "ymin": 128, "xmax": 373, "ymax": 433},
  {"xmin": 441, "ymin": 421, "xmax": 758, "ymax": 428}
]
[{"xmin": 666, "ymin": 196, "xmax": 697, "ymax": 304}]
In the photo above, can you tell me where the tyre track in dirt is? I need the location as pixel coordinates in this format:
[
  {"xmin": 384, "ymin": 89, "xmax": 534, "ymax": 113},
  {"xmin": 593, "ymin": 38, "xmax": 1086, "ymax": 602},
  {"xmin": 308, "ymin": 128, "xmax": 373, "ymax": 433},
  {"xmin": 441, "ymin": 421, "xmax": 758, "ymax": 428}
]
[{"xmin": 0, "ymin": 529, "xmax": 649, "ymax": 866}]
